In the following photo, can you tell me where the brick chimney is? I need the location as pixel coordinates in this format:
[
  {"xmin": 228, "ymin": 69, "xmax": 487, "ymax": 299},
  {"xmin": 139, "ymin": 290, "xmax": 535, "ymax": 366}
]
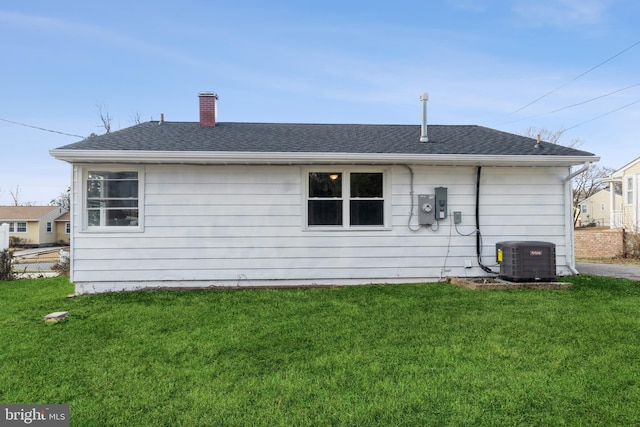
[{"xmin": 198, "ymin": 92, "xmax": 218, "ymax": 127}]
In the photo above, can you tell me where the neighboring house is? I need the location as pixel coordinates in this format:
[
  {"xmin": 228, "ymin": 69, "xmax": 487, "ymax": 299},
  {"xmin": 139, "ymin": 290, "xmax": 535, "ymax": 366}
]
[
  {"xmin": 576, "ymin": 188, "xmax": 623, "ymax": 227},
  {"xmin": 608, "ymin": 157, "xmax": 640, "ymax": 231},
  {"xmin": 55, "ymin": 211, "xmax": 71, "ymax": 245},
  {"xmin": 0, "ymin": 206, "xmax": 68, "ymax": 247},
  {"xmin": 50, "ymin": 92, "xmax": 598, "ymax": 294}
]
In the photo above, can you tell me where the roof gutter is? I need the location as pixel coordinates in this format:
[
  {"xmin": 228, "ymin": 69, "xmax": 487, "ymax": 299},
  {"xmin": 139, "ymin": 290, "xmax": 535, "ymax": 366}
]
[{"xmin": 50, "ymin": 149, "xmax": 599, "ymax": 168}]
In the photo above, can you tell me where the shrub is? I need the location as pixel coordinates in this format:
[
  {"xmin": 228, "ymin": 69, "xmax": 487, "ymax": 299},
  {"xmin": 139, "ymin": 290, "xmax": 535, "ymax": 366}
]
[
  {"xmin": 625, "ymin": 232, "xmax": 640, "ymax": 259},
  {"xmin": 0, "ymin": 249, "xmax": 14, "ymax": 281},
  {"xmin": 52, "ymin": 257, "xmax": 70, "ymax": 276}
]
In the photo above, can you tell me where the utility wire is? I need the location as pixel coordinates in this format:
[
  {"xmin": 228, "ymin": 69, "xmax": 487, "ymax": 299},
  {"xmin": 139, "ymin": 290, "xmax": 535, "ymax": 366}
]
[
  {"xmin": 564, "ymin": 99, "xmax": 640, "ymax": 131},
  {"xmin": 512, "ymin": 39, "xmax": 640, "ymax": 114},
  {"xmin": 0, "ymin": 117, "xmax": 84, "ymax": 138},
  {"xmin": 500, "ymin": 82, "xmax": 640, "ymax": 124}
]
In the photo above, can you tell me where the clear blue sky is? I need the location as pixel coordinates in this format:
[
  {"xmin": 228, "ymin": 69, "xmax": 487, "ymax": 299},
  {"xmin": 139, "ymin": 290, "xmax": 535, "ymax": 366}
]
[{"xmin": 1, "ymin": 0, "xmax": 638, "ymax": 205}]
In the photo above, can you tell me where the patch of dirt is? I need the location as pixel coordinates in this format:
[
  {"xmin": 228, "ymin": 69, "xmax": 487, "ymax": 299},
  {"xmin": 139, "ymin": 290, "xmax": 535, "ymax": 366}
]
[{"xmin": 447, "ymin": 277, "xmax": 572, "ymax": 290}]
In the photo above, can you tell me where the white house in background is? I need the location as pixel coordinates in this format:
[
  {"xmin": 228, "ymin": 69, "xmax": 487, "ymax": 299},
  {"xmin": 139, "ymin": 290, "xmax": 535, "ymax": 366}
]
[
  {"xmin": 607, "ymin": 157, "xmax": 640, "ymax": 231},
  {"xmin": 50, "ymin": 92, "xmax": 599, "ymax": 294},
  {"xmin": 576, "ymin": 188, "xmax": 623, "ymax": 227}
]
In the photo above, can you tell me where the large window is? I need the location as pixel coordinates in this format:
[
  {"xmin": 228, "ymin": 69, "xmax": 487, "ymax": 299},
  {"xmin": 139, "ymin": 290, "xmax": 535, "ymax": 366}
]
[
  {"xmin": 85, "ymin": 170, "xmax": 141, "ymax": 228},
  {"xmin": 3, "ymin": 222, "xmax": 27, "ymax": 233},
  {"xmin": 307, "ymin": 170, "xmax": 385, "ymax": 228}
]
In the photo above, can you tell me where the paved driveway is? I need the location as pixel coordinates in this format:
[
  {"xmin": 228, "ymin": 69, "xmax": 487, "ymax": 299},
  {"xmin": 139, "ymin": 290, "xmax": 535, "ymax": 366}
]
[{"xmin": 575, "ymin": 262, "xmax": 640, "ymax": 281}]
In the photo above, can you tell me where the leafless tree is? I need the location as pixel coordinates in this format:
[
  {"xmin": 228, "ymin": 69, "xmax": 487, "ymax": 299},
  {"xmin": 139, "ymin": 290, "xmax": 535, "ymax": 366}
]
[
  {"xmin": 9, "ymin": 185, "xmax": 20, "ymax": 206},
  {"xmin": 96, "ymin": 103, "xmax": 113, "ymax": 133},
  {"xmin": 573, "ymin": 165, "xmax": 615, "ymax": 204},
  {"xmin": 50, "ymin": 187, "xmax": 71, "ymax": 211},
  {"xmin": 521, "ymin": 126, "xmax": 584, "ymax": 148},
  {"xmin": 130, "ymin": 111, "xmax": 143, "ymax": 125}
]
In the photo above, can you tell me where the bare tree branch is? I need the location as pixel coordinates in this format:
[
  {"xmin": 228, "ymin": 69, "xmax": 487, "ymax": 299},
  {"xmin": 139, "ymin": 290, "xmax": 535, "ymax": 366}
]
[
  {"xmin": 50, "ymin": 187, "xmax": 71, "ymax": 211},
  {"xmin": 96, "ymin": 103, "xmax": 112, "ymax": 134},
  {"xmin": 9, "ymin": 185, "xmax": 20, "ymax": 206},
  {"xmin": 131, "ymin": 111, "xmax": 143, "ymax": 125},
  {"xmin": 521, "ymin": 126, "xmax": 584, "ymax": 148}
]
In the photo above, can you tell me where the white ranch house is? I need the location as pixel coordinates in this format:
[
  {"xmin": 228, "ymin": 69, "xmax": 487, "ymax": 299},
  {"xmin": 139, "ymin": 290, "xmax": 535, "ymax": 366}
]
[{"xmin": 50, "ymin": 93, "xmax": 598, "ymax": 294}]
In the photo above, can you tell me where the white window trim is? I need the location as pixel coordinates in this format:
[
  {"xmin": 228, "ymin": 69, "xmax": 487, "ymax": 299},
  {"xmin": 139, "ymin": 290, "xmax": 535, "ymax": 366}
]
[
  {"xmin": 79, "ymin": 165, "xmax": 145, "ymax": 233},
  {"xmin": 46, "ymin": 221, "xmax": 53, "ymax": 233},
  {"xmin": 626, "ymin": 176, "xmax": 634, "ymax": 206},
  {"xmin": 65, "ymin": 222, "xmax": 71, "ymax": 234},
  {"xmin": 302, "ymin": 166, "xmax": 391, "ymax": 231},
  {"xmin": 5, "ymin": 222, "xmax": 27, "ymax": 233}
]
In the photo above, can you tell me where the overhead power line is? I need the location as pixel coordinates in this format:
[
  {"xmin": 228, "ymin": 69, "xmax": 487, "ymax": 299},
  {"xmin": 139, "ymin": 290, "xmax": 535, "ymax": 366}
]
[
  {"xmin": 564, "ymin": 99, "xmax": 640, "ymax": 131},
  {"xmin": 512, "ymin": 39, "xmax": 640, "ymax": 114},
  {"xmin": 0, "ymin": 117, "xmax": 84, "ymax": 139},
  {"xmin": 500, "ymin": 82, "xmax": 640, "ymax": 125}
]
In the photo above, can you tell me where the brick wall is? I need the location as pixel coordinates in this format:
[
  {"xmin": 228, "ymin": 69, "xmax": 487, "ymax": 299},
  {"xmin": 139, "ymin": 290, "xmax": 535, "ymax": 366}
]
[{"xmin": 574, "ymin": 228, "xmax": 625, "ymax": 258}]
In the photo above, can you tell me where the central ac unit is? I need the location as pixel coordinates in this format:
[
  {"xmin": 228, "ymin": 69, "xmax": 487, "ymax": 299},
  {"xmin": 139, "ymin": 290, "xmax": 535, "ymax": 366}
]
[{"xmin": 496, "ymin": 241, "xmax": 556, "ymax": 282}]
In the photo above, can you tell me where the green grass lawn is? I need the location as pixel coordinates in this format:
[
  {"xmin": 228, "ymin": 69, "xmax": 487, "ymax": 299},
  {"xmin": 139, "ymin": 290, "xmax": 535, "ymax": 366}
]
[{"xmin": 2, "ymin": 276, "xmax": 640, "ymax": 426}]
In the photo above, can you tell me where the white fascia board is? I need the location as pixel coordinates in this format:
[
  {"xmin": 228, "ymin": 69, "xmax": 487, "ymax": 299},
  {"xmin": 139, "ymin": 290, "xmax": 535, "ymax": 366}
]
[{"xmin": 50, "ymin": 149, "xmax": 599, "ymax": 167}]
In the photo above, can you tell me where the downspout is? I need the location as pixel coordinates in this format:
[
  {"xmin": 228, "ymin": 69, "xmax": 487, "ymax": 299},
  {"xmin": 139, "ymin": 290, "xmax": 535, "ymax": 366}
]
[
  {"xmin": 564, "ymin": 162, "xmax": 590, "ymax": 183},
  {"xmin": 564, "ymin": 162, "xmax": 592, "ymax": 275}
]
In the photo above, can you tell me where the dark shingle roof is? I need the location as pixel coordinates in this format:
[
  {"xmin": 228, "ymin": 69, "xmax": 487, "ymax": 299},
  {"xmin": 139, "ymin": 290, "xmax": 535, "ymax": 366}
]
[{"xmin": 54, "ymin": 121, "xmax": 595, "ymax": 158}]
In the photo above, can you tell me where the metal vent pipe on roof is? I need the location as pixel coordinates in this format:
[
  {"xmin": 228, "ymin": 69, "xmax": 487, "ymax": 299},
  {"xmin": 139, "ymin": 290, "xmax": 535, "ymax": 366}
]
[{"xmin": 420, "ymin": 92, "xmax": 429, "ymax": 142}]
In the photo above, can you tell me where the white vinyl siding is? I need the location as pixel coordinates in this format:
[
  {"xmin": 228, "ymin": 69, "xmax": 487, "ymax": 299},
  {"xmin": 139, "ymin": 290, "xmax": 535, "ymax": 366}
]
[{"xmin": 70, "ymin": 164, "xmax": 570, "ymax": 292}]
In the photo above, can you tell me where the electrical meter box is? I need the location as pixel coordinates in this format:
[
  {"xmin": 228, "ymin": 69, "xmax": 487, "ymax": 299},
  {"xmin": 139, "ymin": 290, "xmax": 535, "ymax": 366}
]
[
  {"xmin": 496, "ymin": 241, "xmax": 556, "ymax": 282},
  {"xmin": 418, "ymin": 194, "xmax": 436, "ymax": 225},
  {"xmin": 435, "ymin": 187, "xmax": 447, "ymax": 220}
]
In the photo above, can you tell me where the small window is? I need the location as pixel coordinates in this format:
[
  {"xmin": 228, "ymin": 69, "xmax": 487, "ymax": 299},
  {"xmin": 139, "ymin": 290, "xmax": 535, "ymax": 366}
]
[
  {"xmin": 46, "ymin": 222, "xmax": 53, "ymax": 233},
  {"xmin": 16, "ymin": 222, "xmax": 27, "ymax": 233},
  {"xmin": 581, "ymin": 205, "xmax": 588, "ymax": 214},
  {"xmin": 85, "ymin": 170, "xmax": 141, "ymax": 228},
  {"xmin": 627, "ymin": 177, "xmax": 634, "ymax": 205},
  {"xmin": 600, "ymin": 203, "xmax": 605, "ymax": 212},
  {"xmin": 307, "ymin": 170, "xmax": 385, "ymax": 228},
  {"xmin": 65, "ymin": 222, "xmax": 71, "ymax": 234}
]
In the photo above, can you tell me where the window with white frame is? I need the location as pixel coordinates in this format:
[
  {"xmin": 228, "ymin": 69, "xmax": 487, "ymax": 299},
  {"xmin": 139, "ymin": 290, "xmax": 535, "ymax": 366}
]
[
  {"xmin": 627, "ymin": 177, "xmax": 634, "ymax": 205},
  {"xmin": 581, "ymin": 205, "xmax": 588, "ymax": 214},
  {"xmin": 84, "ymin": 169, "xmax": 142, "ymax": 229},
  {"xmin": 65, "ymin": 222, "xmax": 70, "ymax": 234},
  {"xmin": 4, "ymin": 222, "xmax": 27, "ymax": 233},
  {"xmin": 46, "ymin": 222, "xmax": 53, "ymax": 233},
  {"xmin": 306, "ymin": 170, "xmax": 386, "ymax": 228},
  {"xmin": 600, "ymin": 203, "xmax": 605, "ymax": 211}
]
